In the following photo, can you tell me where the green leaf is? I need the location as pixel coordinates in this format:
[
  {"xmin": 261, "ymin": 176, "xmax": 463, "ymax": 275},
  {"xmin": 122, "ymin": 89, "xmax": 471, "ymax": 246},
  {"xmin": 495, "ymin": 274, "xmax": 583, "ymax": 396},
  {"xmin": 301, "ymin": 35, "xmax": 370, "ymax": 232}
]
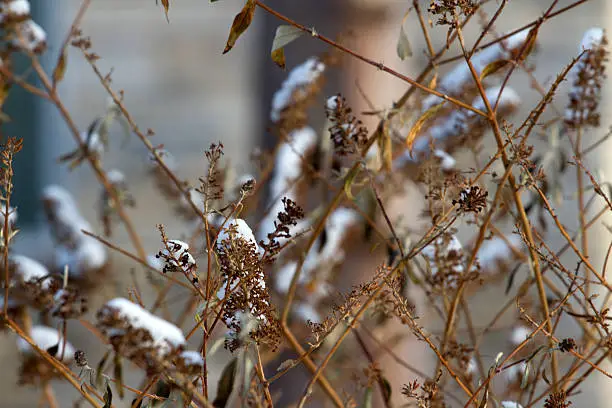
[
  {"xmin": 223, "ymin": 0, "xmax": 256, "ymax": 54},
  {"xmin": 405, "ymin": 102, "xmax": 446, "ymax": 152},
  {"xmin": 270, "ymin": 25, "xmax": 304, "ymax": 69},
  {"xmin": 213, "ymin": 358, "xmax": 237, "ymax": 408}
]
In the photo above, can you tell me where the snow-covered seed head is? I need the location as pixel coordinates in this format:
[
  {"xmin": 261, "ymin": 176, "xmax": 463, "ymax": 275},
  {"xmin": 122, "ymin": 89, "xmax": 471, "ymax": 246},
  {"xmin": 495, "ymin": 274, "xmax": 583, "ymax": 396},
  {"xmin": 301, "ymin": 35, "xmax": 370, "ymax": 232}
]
[
  {"xmin": 156, "ymin": 239, "xmax": 196, "ymax": 273},
  {"xmin": 501, "ymin": 402, "xmax": 524, "ymax": 408},
  {"xmin": 217, "ymin": 218, "xmax": 260, "ymax": 254},
  {"xmin": 17, "ymin": 325, "xmax": 75, "ymax": 363},
  {"xmin": 0, "ymin": 0, "xmax": 31, "ymax": 25},
  {"xmin": 97, "ymin": 298, "xmax": 186, "ymax": 357},
  {"xmin": 270, "ymin": 58, "xmax": 325, "ymax": 123},
  {"xmin": 13, "ymin": 19, "xmax": 46, "ymax": 53}
]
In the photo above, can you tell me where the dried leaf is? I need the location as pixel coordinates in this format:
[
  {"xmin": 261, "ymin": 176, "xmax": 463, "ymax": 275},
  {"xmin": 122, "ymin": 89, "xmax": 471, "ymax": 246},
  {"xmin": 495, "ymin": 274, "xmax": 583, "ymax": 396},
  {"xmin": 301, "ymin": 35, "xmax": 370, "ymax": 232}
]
[
  {"xmin": 380, "ymin": 376, "xmax": 392, "ymax": 404},
  {"xmin": 361, "ymin": 386, "xmax": 373, "ymax": 408},
  {"xmin": 276, "ymin": 359, "xmax": 296, "ymax": 372},
  {"xmin": 397, "ymin": 9, "xmax": 412, "ymax": 60},
  {"xmin": 160, "ymin": 0, "xmax": 170, "ymax": 21},
  {"xmin": 428, "ymin": 73, "xmax": 438, "ymax": 91},
  {"xmin": 344, "ymin": 164, "xmax": 362, "ymax": 201},
  {"xmin": 271, "ymin": 25, "xmax": 304, "ymax": 69},
  {"xmin": 405, "ymin": 102, "xmax": 446, "ymax": 152},
  {"xmin": 113, "ymin": 353, "xmax": 124, "ymax": 399},
  {"xmin": 223, "ymin": 0, "xmax": 256, "ymax": 54},
  {"xmin": 96, "ymin": 350, "xmax": 111, "ymax": 388},
  {"xmin": 52, "ymin": 50, "xmax": 68, "ymax": 87},
  {"xmin": 396, "ymin": 25, "xmax": 412, "ymax": 60},
  {"xmin": 271, "ymin": 48, "xmax": 285, "ymax": 69},
  {"xmin": 213, "ymin": 358, "xmax": 237, "ymax": 408},
  {"xmin": 479, "ymin": 59, "xmax": 509, "ymax": 80},
  {"xmin": 513, "ymin": 25, "xmax": 539, "ymax": 62}
]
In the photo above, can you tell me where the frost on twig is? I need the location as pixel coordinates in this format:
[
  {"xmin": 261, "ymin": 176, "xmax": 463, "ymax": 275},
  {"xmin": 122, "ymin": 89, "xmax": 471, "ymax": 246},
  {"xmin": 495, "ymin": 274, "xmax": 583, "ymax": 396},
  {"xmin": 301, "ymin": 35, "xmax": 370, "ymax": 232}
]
[{"xmin": 42, "ymin": 185, "xmax": 107, "ymax": 277}]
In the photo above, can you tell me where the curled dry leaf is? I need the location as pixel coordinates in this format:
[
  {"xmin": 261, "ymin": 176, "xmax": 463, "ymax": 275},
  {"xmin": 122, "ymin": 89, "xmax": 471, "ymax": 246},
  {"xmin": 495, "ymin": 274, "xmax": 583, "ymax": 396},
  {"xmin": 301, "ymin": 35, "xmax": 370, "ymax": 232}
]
[{"xmin": 223, "ymin": 0, "xmax": 256, "ymax": 54}]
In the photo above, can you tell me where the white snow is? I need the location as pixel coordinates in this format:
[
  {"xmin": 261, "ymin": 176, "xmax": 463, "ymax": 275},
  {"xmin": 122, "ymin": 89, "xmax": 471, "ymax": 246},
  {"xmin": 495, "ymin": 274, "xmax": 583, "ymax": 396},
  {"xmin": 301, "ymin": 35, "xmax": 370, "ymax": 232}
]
[{"xmin": 43, "ymin": 185, "xmax": 107, "ymax": 275}]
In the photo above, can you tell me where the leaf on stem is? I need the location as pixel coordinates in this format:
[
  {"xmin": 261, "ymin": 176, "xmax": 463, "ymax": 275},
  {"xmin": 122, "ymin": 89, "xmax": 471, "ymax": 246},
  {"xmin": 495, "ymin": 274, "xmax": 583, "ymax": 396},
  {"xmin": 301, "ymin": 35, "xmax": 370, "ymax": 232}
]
[
  {"xmin": 479, "ymin": 59, "xmax": 509, "ymax": 80},
  {"xmin": 270, "ymin": 25, "xmax": 304, "ymax": 69},
  {"xmin": 223, "ymin": 0, "xmax": 256, "ymax": 54},
  {"xmin": 52, "ymin": 50, "xmax": 68, "ymax": 87},
  {"xmin": 405, "ymin": 102, "xmax": 445, "ymax": 152},
  {"xmin": 160, "ymin": 0, "xmax": 170, "ymax": 21},
  {"xmin": 344, "ymin": 164, "xmax": 362, "ymax": 201},
  {"xmin": 396, "ymin": 9, "xmax": 412, "ymax": 60},
  {"xmin": 102, "ymin": 383, "xmax": 113, "ymax": 408}
]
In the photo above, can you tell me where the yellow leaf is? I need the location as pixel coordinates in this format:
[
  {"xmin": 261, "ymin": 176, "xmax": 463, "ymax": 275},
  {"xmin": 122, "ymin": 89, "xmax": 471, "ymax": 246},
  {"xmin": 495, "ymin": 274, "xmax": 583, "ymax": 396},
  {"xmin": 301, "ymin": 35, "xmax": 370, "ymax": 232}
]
[
  {"xmin": 428, "ymin": 72, "xmax": 438, "ymax": 90},
  {"xmin": 223, "ymin": 0, "xmax": 256, "ymax": 54},
  {"xmin": 271, "ymin": 48, "xmax": 285, "ymax": 69},
  {"xmin": 479, "ymin": 59, "xmax": 509, "ymax": 80},
  {"xmin": 405, "ymin": 102, "xmax": 446, "ymax": 152},
  {"xmin": 270, "ymin": 25, "xmax": 304, "ymax": 68}
]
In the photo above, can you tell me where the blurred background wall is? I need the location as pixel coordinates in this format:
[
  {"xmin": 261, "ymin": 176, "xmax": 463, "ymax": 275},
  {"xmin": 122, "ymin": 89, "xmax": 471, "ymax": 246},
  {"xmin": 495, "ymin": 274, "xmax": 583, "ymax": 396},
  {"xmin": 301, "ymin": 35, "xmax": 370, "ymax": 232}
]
[{"xmin": 1, "ymin": 0, "xmax": 611, "ymax": 407}]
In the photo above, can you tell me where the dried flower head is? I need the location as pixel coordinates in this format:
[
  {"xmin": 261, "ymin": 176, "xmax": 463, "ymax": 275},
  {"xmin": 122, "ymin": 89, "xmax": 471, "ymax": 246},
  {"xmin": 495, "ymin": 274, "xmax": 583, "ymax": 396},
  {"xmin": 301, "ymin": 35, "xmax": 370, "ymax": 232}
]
[
  {"xmin": 453, "ymin": 185, "xmax": 488, "ymax": 213},
  {"xmin": 155, "ymin": 239, "xmax": 196, "ymax": 274},
  {"xmin": 428, "ymin": 0, "xmax": 477, "ymax": 28},
  {"xmin": 544, "ymin": 390, "xmax": 572, "ymax": 408},
  {"xmin": 97, "ymin": 298, "xmax": 187, "ymax": 372},
  {"xmin": 215, "ymin": 219, "xmax": 280, "ymax": 351},
  {"xmin": 325, "ymin": 94, "xmax": 368, "ymax": 155},
  {"xmin": 17, "ymin": 325, "xmax": 75, "ymax": 385}
]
